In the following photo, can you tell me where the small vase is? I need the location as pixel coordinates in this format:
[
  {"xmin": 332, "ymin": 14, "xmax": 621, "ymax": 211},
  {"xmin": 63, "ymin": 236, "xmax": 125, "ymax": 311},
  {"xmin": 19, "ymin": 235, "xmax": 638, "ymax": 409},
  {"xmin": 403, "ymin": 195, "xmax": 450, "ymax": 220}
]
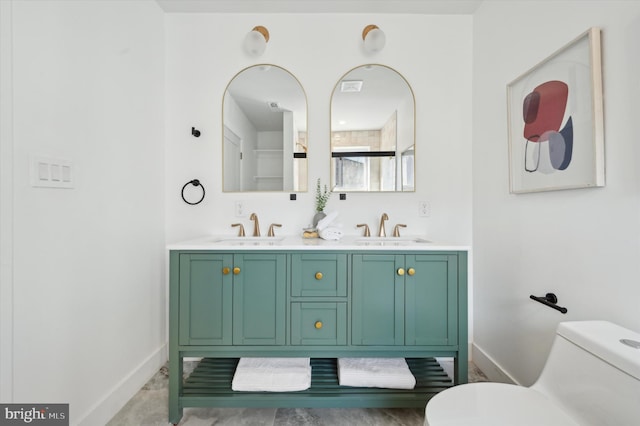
[{"xmin": 312, "ymin": 211, "xmax": 326, "ymax": 228}]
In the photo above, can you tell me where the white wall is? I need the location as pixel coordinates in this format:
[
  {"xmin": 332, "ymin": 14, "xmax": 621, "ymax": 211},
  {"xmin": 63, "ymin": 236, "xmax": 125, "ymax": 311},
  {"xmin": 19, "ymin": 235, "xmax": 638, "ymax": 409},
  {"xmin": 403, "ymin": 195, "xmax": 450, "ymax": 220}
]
[
  {"xmin": 165, "ymin": 14, "xmax": 473, "ymax": 246},
  {"xmin": 0, "ymin": 0, "xmax": 15, "ymax": 404},
  {"xmin": 1, "ymin": 1, "xmax": 166, "ymax": 424},
  {"xmin": 472, "ymin": 1, "xmax": 640, "ymax": 385}
]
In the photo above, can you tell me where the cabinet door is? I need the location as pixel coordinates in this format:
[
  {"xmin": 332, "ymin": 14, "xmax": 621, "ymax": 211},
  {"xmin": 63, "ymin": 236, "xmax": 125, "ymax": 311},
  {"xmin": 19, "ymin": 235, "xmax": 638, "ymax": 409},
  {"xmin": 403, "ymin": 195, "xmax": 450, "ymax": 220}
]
[
  {"xmin": 352, "ymin": 254, "xmax": 404, "ymax": 345},
  {"xmin": 405, "ymin": 254, "xmax": 458, "ymax": 345},
  {"xmin": 179, "ymin": 254, "xmax": 232, "ymax": 345},
  {"xmin": 233, "ymin": 253, "xmax": 286, "ymax": 345}
]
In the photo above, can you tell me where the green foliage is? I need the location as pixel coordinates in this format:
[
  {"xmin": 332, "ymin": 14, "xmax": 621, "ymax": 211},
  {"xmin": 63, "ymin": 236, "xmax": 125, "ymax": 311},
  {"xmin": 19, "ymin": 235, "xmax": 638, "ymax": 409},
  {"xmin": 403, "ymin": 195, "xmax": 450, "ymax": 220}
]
[{"xmin": 315, "ymin": 178, "xmax": 331, "ymax": 212}]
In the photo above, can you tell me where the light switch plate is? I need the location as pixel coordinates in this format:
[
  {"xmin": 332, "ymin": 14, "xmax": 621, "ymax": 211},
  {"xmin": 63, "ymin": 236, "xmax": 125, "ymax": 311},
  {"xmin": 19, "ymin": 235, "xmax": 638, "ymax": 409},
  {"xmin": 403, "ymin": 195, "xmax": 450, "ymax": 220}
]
[{"xmin": 30, "ymin": 156, "xmax": 74, "ymax": 189}]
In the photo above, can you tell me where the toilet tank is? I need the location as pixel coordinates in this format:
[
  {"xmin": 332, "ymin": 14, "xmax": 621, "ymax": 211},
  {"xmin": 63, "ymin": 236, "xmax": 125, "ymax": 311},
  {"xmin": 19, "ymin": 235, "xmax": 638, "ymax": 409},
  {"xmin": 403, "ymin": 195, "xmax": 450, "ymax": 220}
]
[{"xmin": 532, "ymin": 321, "xmax": 640, "ymax": 426}]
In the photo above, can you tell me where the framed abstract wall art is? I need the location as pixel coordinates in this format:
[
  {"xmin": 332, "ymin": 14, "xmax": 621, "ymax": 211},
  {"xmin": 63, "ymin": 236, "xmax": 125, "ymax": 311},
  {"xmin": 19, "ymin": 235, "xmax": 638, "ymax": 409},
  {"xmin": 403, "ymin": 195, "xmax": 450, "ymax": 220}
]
[{"xmin": 507, "ymin": 28, "xmax": 604, "ymax": 194}]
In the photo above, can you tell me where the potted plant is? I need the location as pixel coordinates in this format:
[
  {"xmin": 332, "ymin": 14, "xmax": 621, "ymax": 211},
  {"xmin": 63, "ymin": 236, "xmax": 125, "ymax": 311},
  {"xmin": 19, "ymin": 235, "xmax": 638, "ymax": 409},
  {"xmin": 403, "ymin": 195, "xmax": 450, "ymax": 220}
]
[{"xmin": 313, "ymin": 178, "xmax": 331, "ymax": 227}]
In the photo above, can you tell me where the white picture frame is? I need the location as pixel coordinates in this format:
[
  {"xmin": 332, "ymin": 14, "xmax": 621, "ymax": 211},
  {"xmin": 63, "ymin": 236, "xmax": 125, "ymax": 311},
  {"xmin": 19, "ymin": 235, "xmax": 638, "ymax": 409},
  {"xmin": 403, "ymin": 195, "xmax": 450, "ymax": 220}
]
[{"xmin": 507, "ymin": 27, "xmax": 604, "ymax": 194}]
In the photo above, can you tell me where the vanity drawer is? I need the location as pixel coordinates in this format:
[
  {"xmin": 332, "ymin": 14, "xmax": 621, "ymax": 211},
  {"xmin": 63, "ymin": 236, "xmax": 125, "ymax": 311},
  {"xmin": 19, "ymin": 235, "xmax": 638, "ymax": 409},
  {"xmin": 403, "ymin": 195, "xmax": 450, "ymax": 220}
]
[
  {"xmin": 291, "ymin": 302, "xmax": 347, "ymax": 345},
  {"xmin": 291, "ymin": 253, "xmax": 347, "ymax": 297}
]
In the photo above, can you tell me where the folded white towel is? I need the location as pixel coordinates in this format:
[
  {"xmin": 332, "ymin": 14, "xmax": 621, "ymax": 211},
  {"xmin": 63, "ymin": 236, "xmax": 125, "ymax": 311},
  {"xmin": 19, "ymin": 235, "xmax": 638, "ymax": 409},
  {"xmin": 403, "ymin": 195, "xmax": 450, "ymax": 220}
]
[
  {"xmin": 319, "ymin": 226, "xmax": 344, "ymax": 241},
  {"xmin": 338, "ymin": 358, "xmax": 416, "ymax": 389},
  {"xmin": 232, "ymin": 357, "xmax": 312, "ymax": 392}
]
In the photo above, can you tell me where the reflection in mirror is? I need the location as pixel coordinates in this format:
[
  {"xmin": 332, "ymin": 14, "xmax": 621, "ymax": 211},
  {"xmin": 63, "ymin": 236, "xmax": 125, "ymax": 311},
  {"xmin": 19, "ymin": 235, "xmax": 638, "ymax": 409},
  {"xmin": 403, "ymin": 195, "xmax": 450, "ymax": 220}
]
[
  {"xmin": 223, "ymin": 64, "xmax": 307, "ymax": 192},
  {"xmin": 331, "ymin": 64, "xmax": 415, "ymax": 192},
  {"xmin": 401, "ymin": 145, "xmax": 415, "ymax": 191}
]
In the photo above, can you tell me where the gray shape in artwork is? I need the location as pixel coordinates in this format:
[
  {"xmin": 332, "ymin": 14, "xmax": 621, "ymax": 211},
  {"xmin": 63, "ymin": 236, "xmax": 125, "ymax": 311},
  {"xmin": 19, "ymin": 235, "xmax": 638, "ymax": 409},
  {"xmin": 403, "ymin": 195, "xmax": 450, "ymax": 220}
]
[
  {"xmin": 548, "ymin": 131, "xmax": 566, "ymax": 170},
  {"xmin": 548, "ymin": 117, "xmax": 574, "ymax": 171}
]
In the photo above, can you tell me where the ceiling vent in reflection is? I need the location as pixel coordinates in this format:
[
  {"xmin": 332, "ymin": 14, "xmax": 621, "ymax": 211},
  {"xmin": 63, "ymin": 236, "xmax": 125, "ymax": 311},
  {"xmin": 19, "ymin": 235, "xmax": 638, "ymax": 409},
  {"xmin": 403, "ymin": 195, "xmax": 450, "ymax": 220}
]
[
  {"xmin": 340, "ymin": 80, "xmax": 363, "ymax": 93},
  {"xmin": 267, "ymin": 101, "xmax": 283, "ymax": 111}
]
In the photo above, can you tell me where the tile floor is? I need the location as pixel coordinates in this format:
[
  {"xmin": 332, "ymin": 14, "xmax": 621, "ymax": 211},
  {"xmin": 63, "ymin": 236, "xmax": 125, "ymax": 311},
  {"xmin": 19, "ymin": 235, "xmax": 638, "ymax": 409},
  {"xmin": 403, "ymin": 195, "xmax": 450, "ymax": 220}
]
[{"xmin": 107, "ymin": 359, "xmax": 488, "ymax": 426}]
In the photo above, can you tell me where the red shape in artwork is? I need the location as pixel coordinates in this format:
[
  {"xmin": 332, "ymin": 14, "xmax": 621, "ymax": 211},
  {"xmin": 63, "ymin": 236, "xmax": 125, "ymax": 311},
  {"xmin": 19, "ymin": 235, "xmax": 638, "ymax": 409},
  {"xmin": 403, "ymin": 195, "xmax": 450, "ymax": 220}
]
[{"xmin": 522, "ymin": 80, "xmax": 568, "ymax": 142}]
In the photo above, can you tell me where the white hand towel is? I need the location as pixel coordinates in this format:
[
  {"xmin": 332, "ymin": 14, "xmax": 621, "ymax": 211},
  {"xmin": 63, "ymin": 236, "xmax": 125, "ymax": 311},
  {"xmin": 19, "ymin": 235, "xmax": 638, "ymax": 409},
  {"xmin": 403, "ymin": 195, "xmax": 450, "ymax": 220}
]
[
  {"xmin": 316, "ymin": 211, "xmax": 339, "ymax": 231},
  {"xmin": 337, "ymin": 358, "xmax": 416, "ymax": 389},
  {"xmin": 319, "ymin": 226, "xmax": 344, "ymax": 241},
  {"xmin": 232, "ymin": 357, "xmax": 312, "ymax": 392}
]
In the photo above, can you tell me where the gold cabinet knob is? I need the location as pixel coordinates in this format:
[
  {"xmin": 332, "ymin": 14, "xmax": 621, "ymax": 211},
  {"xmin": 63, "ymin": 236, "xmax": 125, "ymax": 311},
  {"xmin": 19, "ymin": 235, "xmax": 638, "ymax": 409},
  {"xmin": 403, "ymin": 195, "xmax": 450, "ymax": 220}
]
[
  {"xmin": 397, "ymin": 268, "xmax": 405, "ymax": 276},
  {"xmin": 233, "ymin": 267, "xmax": 241, "ymax": 275},
  {"xmin": 315, "ymin": 272, "xmax": 323, "ymax": 280},
  {"xmin": 222, "ymin": 267, "xmax": 230, "ymax": 275},
  {"xmin": 408, "ymin": 268, "xmax": 416, "ymax": 276},
  {"xmin": 314, "ymin": 321, "xmax": 323, "ymax": 329}
]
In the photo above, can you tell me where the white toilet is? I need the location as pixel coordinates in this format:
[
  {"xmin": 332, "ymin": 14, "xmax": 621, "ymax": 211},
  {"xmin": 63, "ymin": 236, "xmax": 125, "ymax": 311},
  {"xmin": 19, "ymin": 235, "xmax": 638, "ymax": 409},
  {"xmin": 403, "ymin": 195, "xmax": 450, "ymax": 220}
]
[{"xmin": 425, "ymin": 321, "xmax": 640, "ymax": 426}]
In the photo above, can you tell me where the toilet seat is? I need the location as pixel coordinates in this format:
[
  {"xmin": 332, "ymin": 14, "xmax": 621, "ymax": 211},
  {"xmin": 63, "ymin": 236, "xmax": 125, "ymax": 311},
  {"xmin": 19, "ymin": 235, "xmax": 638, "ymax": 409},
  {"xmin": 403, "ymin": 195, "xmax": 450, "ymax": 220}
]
[{"xmin": 424, "ymin": 383, "xmax": 579, "ymax": 426}]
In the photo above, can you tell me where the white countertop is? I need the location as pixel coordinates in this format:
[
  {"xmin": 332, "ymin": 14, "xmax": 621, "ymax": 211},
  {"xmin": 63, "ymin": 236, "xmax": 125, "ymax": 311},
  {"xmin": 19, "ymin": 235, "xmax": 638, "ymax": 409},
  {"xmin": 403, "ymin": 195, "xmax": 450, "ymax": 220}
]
[{"xmin": 167, "ymin": 235, "xmax": 470, "ymax": 251}]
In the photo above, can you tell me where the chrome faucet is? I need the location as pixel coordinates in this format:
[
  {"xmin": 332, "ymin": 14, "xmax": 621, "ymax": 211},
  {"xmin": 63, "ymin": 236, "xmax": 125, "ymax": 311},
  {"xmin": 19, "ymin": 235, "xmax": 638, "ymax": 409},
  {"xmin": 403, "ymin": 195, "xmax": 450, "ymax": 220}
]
[
  {"xmin": 249, "ymin": 213, "xmax": 260, "ymax": 237},
  {"xmin": 378, "ymin": 213, "xmax": 389, "ymax": 237}
]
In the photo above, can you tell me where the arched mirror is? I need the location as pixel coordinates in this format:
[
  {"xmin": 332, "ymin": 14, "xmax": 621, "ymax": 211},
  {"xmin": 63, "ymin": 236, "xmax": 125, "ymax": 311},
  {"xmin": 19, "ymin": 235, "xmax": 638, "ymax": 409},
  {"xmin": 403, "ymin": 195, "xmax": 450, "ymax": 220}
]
[
  {"xmin": 223, "ymin": 64, "xmax": 308, "ymax": 192},
  {"xmin": 331, "ymin": 64, "xmax": 415, "ymax": 192}
]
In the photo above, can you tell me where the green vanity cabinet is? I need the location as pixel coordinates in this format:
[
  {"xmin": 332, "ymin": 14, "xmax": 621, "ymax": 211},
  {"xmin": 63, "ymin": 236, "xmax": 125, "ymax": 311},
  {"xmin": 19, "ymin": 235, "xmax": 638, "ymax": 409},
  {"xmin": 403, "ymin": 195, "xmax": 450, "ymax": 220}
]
[
  {"xmin": 352, "ymin": 253, "xmax": 459, "ymax": 346},
  {"xmin": 169, "ymin": 245, "xmax": 467, "ymax": 425},
  {"xmin": 177, "ymin": 252, "xmax": 286, "ymax": 346}
]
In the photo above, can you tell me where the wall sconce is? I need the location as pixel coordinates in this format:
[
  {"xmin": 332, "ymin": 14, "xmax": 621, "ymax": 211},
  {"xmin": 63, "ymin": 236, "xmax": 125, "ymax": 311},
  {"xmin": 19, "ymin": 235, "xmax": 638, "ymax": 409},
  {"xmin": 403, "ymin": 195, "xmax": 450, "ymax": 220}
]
[
  {"xmin": 362, "ymin": 24, "xmax": 386, "ymax": 53},
  {"xmin": 244, "ymin": 25, "xmax": 270, "ymax": 56}
]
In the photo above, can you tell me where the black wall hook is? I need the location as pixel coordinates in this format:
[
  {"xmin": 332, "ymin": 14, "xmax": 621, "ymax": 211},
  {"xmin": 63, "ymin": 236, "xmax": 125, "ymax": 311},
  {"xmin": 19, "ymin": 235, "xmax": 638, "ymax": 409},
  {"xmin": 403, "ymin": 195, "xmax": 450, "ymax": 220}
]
[
  {"xmin": 181, "ymin": 179, "xmax": 205, "ymax": 205},
  {"xmin": 191, "ymin": 127, "xmax": 201, "ymax": 137},
  {"xmin": 530, "ymin": 293, "xmax": 568, "ymax": 314}
]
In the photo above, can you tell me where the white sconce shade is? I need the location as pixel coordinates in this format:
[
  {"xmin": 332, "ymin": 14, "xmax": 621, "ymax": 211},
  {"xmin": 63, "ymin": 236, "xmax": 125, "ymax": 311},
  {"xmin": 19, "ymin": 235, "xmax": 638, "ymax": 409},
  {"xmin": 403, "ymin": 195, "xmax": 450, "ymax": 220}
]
[
  {"xmin": 244, "ymin": 26, "xmax": 270, "ymax": 56},
  {"xmin": 362, "ymin": 25, "xmax": 386, "ymax": 53}
]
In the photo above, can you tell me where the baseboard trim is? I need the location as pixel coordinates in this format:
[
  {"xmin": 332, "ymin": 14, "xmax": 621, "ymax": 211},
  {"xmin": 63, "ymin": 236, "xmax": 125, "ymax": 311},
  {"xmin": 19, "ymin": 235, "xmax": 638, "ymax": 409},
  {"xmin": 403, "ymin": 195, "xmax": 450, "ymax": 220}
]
[
  {"xmin": 76, "ymin": 343, "xmax": 168, "ymax": 426},
  {"xmin": 471, "ymin": 342, "xmax": 519, "ymax": 385}
]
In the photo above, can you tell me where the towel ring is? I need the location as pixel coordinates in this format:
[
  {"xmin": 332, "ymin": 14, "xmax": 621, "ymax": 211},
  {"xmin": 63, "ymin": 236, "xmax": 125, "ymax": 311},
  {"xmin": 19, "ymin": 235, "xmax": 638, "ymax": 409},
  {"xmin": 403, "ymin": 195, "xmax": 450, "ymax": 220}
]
[{"xmin": 181, "ymin": 179, "xmax": 205, "ymax": 205}]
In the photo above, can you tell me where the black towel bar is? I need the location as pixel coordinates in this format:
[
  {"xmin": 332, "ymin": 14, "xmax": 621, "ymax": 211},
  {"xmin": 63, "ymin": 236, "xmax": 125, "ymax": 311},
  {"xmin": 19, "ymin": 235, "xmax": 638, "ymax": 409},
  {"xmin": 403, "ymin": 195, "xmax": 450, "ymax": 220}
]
[{"xmin": 530, "ymin": 293, "xmax": 567, "ymax": 314}]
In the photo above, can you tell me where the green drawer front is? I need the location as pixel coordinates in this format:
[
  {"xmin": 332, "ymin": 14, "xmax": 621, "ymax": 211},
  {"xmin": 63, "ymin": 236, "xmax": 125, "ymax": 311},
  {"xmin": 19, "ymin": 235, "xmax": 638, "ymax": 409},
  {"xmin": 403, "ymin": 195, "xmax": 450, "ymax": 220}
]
[
  {"xmin": 291, "ymin": 254, "xmax": 347, "ymax": 297},
  {"xmin": 291, "ymin": 302, "xmax": 347, "ymax": 345}
]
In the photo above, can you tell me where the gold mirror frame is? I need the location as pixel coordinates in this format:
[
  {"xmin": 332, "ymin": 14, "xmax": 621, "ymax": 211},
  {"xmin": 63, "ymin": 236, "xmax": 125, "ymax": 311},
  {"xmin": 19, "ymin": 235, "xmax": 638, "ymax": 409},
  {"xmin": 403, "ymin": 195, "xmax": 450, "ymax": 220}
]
[
  {"xmin": 222, "ymin": 64, "xmax": 308, "ymax": 192},
  {"xmin": 330, "ymin": 64, "xmax": 416, "ymax": 192}
]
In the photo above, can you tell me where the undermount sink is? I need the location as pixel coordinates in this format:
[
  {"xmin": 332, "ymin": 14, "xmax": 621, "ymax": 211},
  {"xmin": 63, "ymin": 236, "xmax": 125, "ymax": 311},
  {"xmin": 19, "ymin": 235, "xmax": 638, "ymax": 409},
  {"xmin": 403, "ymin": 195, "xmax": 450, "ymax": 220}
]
[
  {"xmin": 211, "ymin": 236, "xmax": 285, "ymax": 246},
  {"xmin": 355, "ymin": 237, "xmax": 431, "ymax": 246}
]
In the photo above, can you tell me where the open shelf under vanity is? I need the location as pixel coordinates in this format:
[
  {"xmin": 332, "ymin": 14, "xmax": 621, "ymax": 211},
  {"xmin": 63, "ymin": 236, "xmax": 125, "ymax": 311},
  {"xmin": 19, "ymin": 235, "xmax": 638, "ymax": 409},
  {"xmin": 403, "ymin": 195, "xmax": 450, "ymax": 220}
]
[{"xmin": 179, "ymin": 357, "xmax": 454, "ymax": 408}]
